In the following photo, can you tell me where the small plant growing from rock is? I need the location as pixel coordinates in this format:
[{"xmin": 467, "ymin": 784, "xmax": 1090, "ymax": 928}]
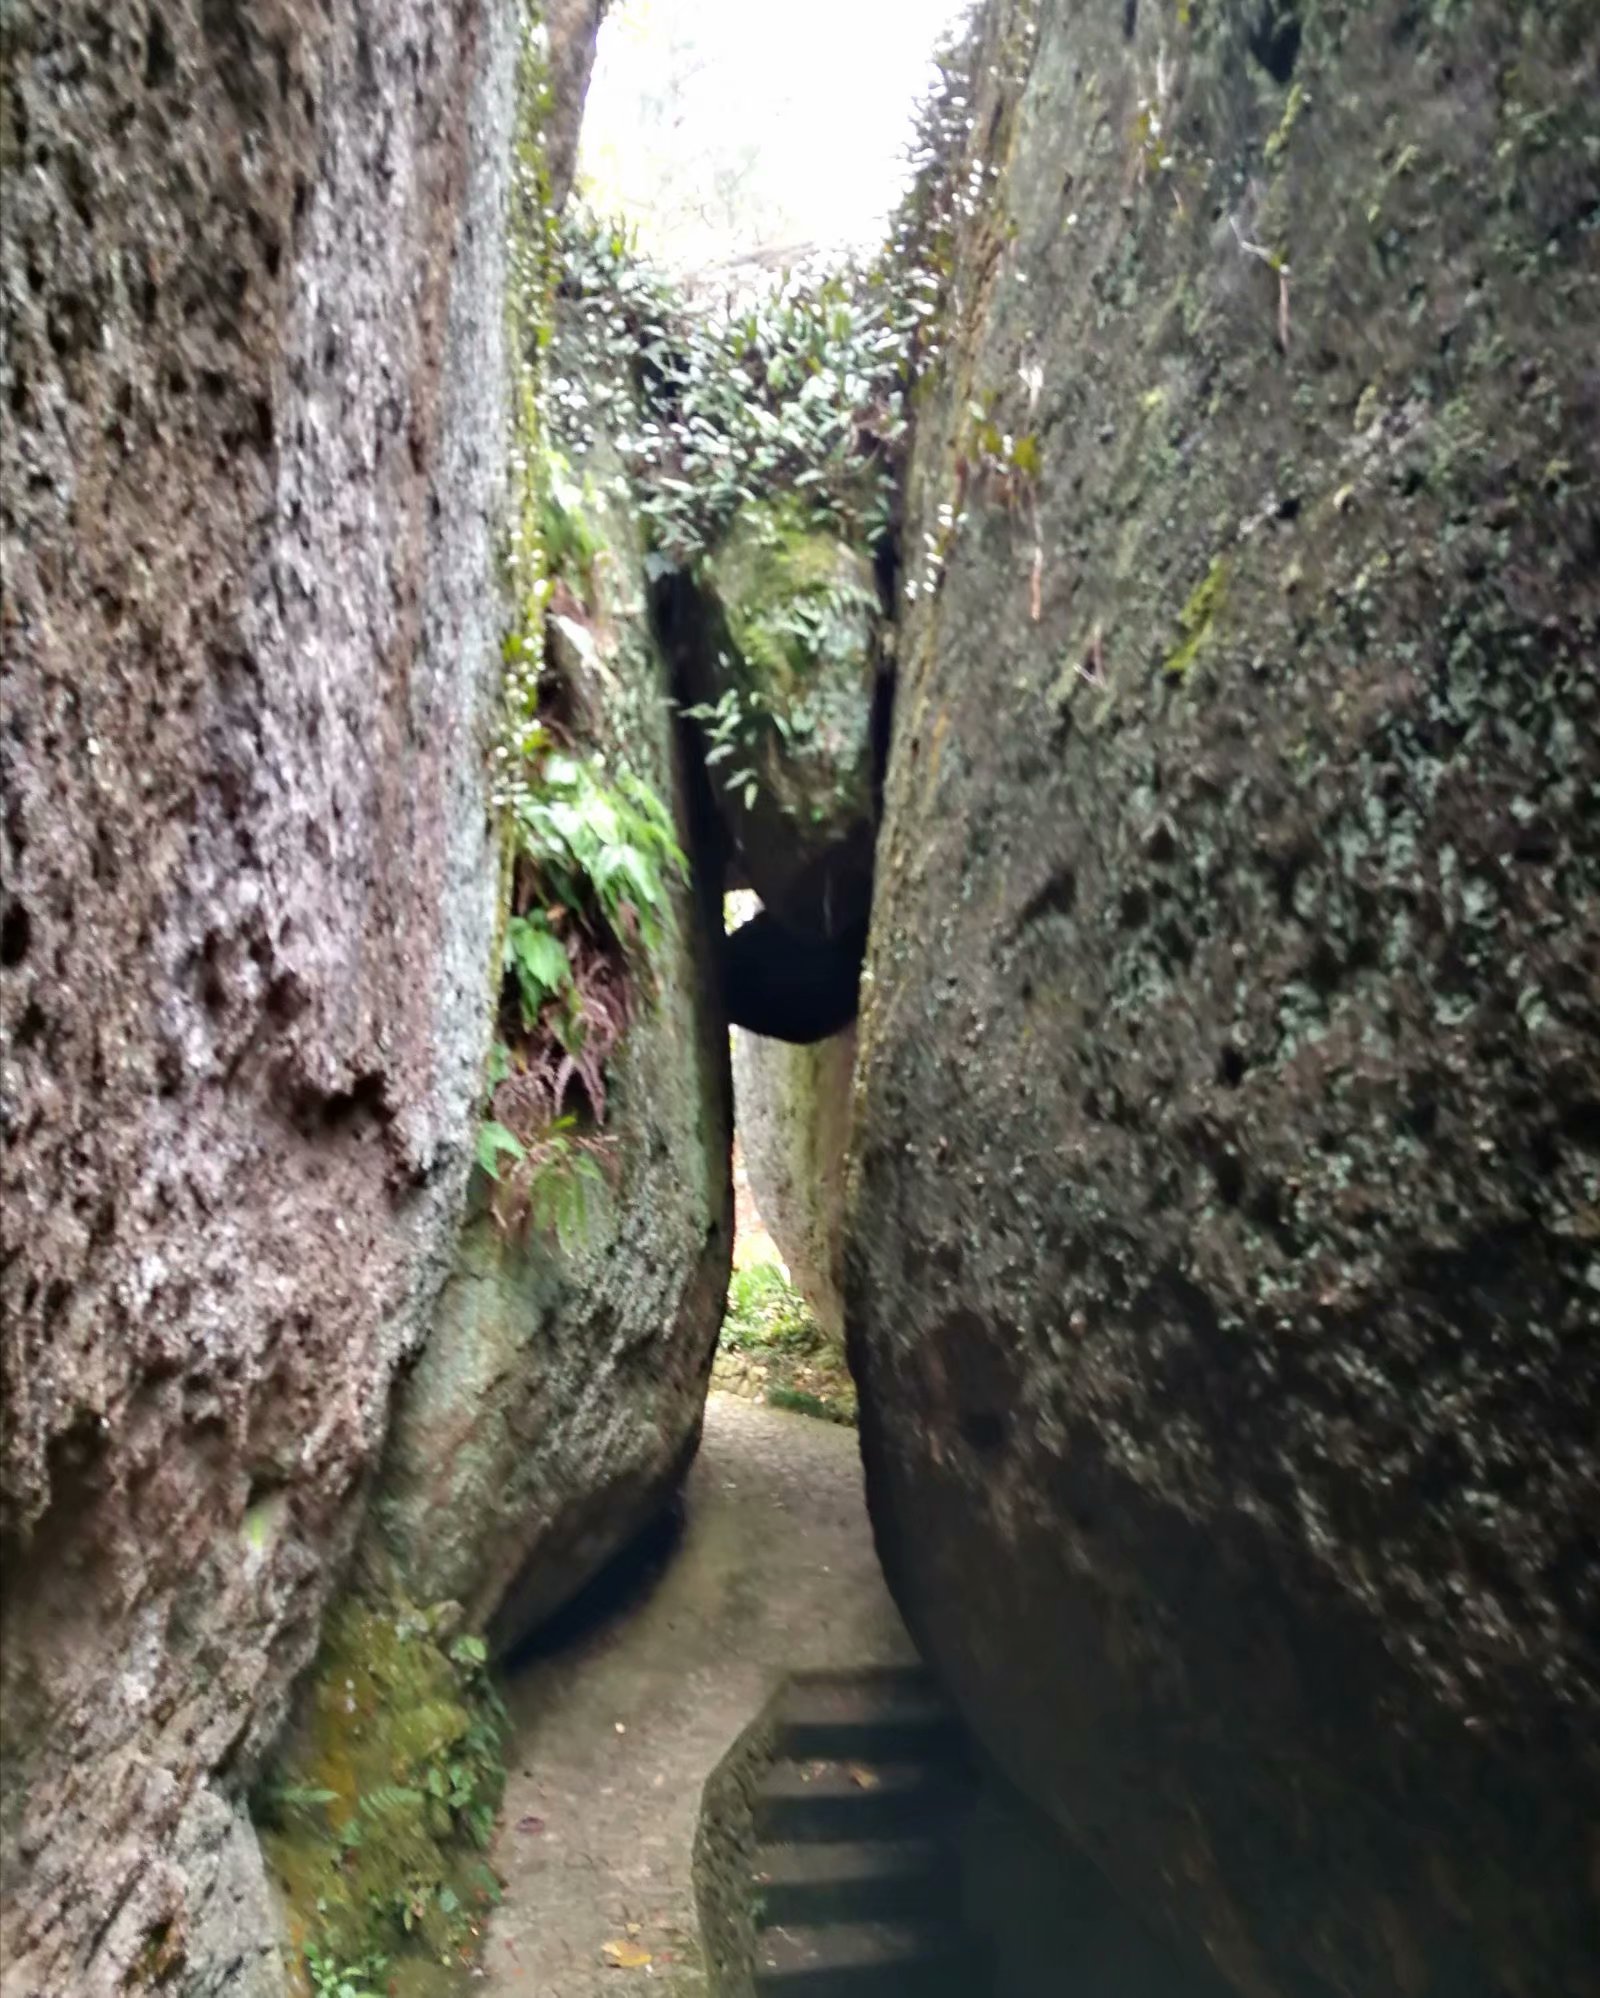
[
  {"xmin": 303, "ymin": 1946, "xmax": 389, "ymax": 1998},
  {"xmin": 481, "ymin": 735, "xmax": 685, "ymax": 1242}
]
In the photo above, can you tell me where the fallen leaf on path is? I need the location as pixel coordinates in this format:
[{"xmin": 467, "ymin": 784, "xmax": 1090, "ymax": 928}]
[{"xmin": 601, "ymin": 1939, "xmax": 653, "ymax": 1968}]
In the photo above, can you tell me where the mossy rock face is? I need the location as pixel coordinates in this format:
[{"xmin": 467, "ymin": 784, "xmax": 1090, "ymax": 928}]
[
  {"xmin": 256, "ymin": 1585, "xmax": 507, "ymax": 1990},
  {"xmin": 691, "ymin": 501, "xmax": 882, "ymax": 938},
  {"xmin": 847, "ymin": 2, "xmax": 1600, "ymax": 1996}
]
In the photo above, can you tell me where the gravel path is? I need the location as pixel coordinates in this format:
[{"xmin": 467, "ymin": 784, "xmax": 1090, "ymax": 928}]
[{"xmin": 474, "ymin": 1392, "xmax": 913, "ymax": 1996}]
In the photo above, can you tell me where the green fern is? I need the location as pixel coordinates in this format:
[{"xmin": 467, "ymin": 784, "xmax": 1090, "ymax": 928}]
[
  {"xmin": 476, "ymin": 1120, "xmax": 526, "ymax": 1181},
  {"xmin": 304, "ymin": 1946, "xmax": 389, "ymax": 1998},
  {"xmin": 526, "ymin": 1141, "xmax": 609, "ymax": 1254},
  {"xmin": 359, "ymin": 1785, "xmax": 426, "ymax": 1820},
  {"xmin": 504, "ymin": 752, "xmax": 685, "ymax": 960},
  {"xmin": 504, "ymin": 911, "xmax": 572, "ymax": 1028},
  {"xmin": 262, "ymin": 1784, "xmax": 338, "ymax": 1816}
]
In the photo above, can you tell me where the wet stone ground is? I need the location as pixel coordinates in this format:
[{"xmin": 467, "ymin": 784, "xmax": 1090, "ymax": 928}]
[{"xmin": 473, "ymin": 1392, "xmax": 913, "ymax": 1995}]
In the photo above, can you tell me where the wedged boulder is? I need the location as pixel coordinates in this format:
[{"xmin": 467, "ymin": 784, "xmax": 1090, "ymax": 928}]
[
  {"xmin": 367, "ymin": 314, "xmax": 734, "ymax": 1652},
  {"xmin": 848, "ymin": 4, "xmax": 1600, "ymax": 1995},
  {"xmin": 732, "ymin": 1026, "xmax": 855, "ymax": 1342},
  {"xmin": 0, "ymin": 4, "xmax": 595, "ymax": 1990},
  {"xmin": 684, "ymin": 501, "xmax": 883, "ymax": 938}
]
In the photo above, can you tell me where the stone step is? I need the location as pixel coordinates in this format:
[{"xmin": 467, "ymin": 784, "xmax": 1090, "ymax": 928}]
[
  {"xmin": 753, "ymin": 1917, "xmax": 986, "ymax": 1996},
  {"xmin": 753, "ymin": 1758, "xmax": 964, "ymax": 1844},
  {"xmin": 772, "ymin": 1670, "xmax": 964, "ymax": 1763},
  {"xmin": 753, "ymin": 1837, "xmax": 956, "ymax": 1926}
]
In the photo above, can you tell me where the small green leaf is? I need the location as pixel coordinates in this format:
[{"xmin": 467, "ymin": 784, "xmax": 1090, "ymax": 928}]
[{"xmin": 476, "ymin": 1121, "xmax": 527, "ymax": 1180}]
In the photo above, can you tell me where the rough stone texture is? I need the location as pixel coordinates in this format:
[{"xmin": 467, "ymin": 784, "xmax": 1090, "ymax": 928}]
[
  {"xmin": 367, "ymin": 309, "xmax": 734, "ymax": 1654},
  {"xmin": 0, "ymin": 4, "xmax": 536, "ymax": 1989},
  {"xmin": 683, "ymin": 506, "xmax": 882, "ymax": 939},
  {"xmin": 731, "ymin": 1025, "xmax": 855, "ymax": 1341},
  {"xmin": 848, "ymin": 4, "xmax": 1600, "ymax": 1995}
]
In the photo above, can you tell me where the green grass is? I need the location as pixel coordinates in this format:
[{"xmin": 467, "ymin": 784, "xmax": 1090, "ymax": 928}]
[
  {"xmin": 721, "ymin": 1261, "xmax": 821, "ymax": 1352},
  {"xmin": 716, "ymin": 1262, "xmax": 856, "ymax": 1424}
]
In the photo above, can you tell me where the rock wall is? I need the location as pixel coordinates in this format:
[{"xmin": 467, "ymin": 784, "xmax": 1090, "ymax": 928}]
[
  {"xmin": 847, "ymin": 3, "xmax": 1600, "ymax": 1994},
  {"xmin": 544, "ymin": 0, "xmax": 608, "ymax": 210},
  {"xmin": 0, "ymin": 5, "xmax": 572, "ymax": 1990},
  {"xmin": 731, "ymin": 1026, "xmax": 854, "ymax": 1342},
  {"xmin": 369, "ymin": 325, "xmax": 734, "ymax": 1649}
]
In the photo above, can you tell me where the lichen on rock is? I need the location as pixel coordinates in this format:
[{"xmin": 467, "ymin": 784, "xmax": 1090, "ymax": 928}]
[
  {"xmin": 0, "ymin": 3, "xmax": 527, "ymax": 1988},
  {"xmin": 0, "ymin": 2, "xmax": 615, "ymax": 1991},
  {"xmin": 255, "ymin": 1582, "xmax": 507, "ymax": 1993}
]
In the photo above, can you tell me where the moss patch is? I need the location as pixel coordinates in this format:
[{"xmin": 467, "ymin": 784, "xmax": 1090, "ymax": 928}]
[
  {"xmin": 254, "ymin": 1589, "xmax": 508, "ymax": 1994},
  {"xmin": 1162, "ymin": 554, "xmax": 1230, "ymax": 679},
  {"xmin": 707, "ymin": 498, "xmax": 879, "ymax": 699}
]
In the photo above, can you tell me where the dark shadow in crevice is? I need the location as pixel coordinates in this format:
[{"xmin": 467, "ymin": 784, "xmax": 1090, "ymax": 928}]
[
  {"xmin": 963, "ymin": 1752, "xmax": 1239, "ymax": 1997},
  {"xmin": 501, "ymin": 1496, "xmax": 687, "ymax": 1670},
  {"xmin": 1248, "ymin": 0, "xmax": 1302, "ymax": 84}
]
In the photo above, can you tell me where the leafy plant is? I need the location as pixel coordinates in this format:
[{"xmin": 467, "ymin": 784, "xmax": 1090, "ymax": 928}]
[
  {"xmin": 480, "ymin": 734, "xmax": 681, "ymax": 1235},
  {"xmin": 257, "ymin": 1784, "xmax": 339, "ymax": 1823},
  {"xmin": 476, "ymin": 1117, "xmax": 527, "ymax": 1181},
  {"xmin": 721, "ymin": 1260, "xmax": 824, "ymax": 1354},
  {"xmin": 539, "ymin": 450, "xmax": 603, "ymax": 593},
  {"xmin": 680, "ymin": 682, "xmax": 769, "ymax": 811},
  {"xmin": 555, "ymin": 207, "xmax": 925, "ymax": 567},
  {"xmin": 504, "ymin": 754, "xmax": 684, "ymax": 965},
  {"xmin": 304, "ymin": 1946, "xmax": 389, "ymax": 1998},
  {"xmin": 479, "ymin": 1111, "xmax": 612, "ymax": 1252},
  {"xmin": 504, "ymin": 912, "xmax": 572, "ymax": 1027},
  {"xmin": 768, "ymin": 1385, "xmax": 850, "ymax": 1425}
]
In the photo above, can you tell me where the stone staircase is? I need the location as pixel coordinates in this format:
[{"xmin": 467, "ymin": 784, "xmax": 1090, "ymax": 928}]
[{"xmin": 697, "ymin": 1667, "xmax": 989, "ymax": 1996}]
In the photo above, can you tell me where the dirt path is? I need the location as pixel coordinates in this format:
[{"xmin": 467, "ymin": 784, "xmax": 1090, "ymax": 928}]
[{"xmin": 475, "ymin": 1391, "xmax": 914, "ymax": 1996}]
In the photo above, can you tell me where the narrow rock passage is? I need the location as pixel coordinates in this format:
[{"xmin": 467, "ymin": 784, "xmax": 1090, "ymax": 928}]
[{"xmin": 476, "ymin": 1392, "xmax": 915, "ymax": 1995}]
